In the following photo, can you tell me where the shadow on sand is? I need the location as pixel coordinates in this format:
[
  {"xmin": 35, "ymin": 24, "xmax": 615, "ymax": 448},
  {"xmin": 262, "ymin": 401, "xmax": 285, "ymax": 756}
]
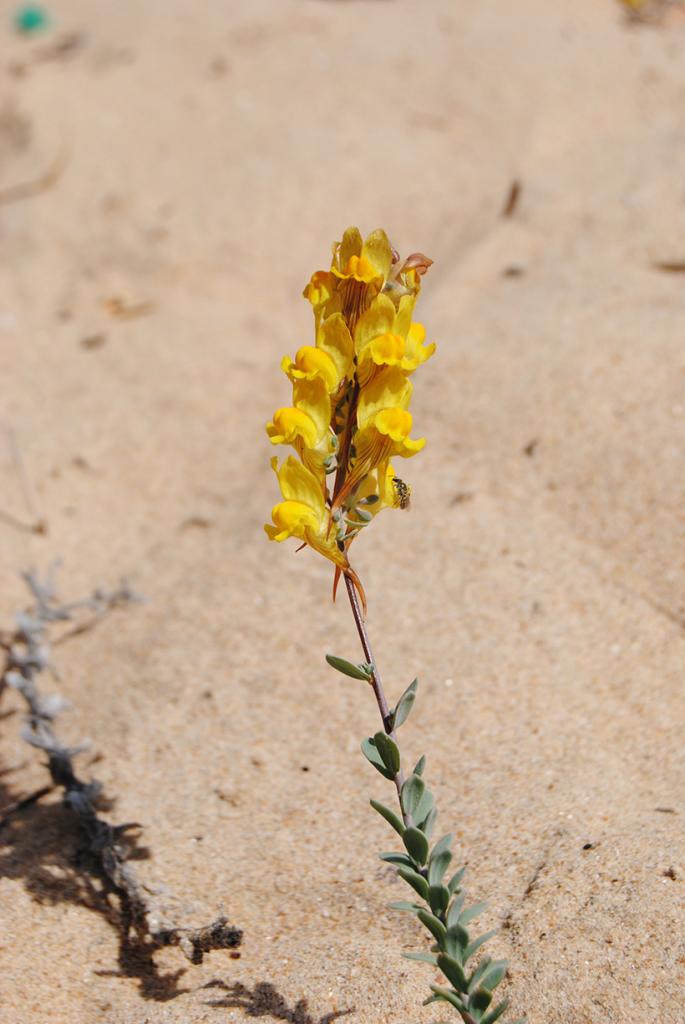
[
  {"xmin": 203, "ymin": 979, "xmax": 354, "ymax": 1024},
  {"xmin": 0, "ymin": 751, "xmax": 187, "ymax": 1001}
]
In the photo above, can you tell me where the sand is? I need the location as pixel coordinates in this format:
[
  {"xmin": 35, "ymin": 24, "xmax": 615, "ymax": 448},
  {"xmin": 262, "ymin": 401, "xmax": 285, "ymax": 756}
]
[{"xmin": 1, "ymin": 1, "xmax": 684, "ymax": 1021}]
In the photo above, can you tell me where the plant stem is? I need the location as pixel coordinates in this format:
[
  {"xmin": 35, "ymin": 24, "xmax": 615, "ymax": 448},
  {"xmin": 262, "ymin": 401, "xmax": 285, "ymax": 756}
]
[{"xmin": 343, "ymin": 573, "xmax": 409, "ymax": 824}]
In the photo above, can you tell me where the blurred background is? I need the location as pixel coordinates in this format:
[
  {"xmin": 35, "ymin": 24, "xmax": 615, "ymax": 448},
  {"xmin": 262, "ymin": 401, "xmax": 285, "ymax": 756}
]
[{"xmin": 1, "ymin": 2, "xmax": 684, "ymax": 1023}]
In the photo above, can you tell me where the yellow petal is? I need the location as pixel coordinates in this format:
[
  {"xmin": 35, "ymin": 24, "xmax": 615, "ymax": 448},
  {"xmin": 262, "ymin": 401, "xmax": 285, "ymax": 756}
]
[
  {"xmin": 401, "ymin": 321, "xmax": 436, "ymax": 371},
  {"xmin": 354, "ymin": 293, "xmax": 396, "ymax": 355},
  {"xmin": 357, "ymin": 367, "xmax": 413, "ymax": 430},
  {"xmin": 374, "ymin": 407, "xmax": 413, "ymax": 442},
  {"xmin": 367, "ymin": 332, "xmax": 405, "ymax": 367},
  {"xmin": 293, "ymin": 378, "xmax": 331, "ymax": 442},
  {"xmin": 303, "ymin": 270, "xmax": 333, "ymax": 309},
  {"xmin": 266, "ymin": 407, "xmax": 320, "ymax": 448},
  {"xmin": 267, "ymin": 499, "xmax": 320, "ymax": 541},
  {"xmin": 277, "ymin": 455, "xmax": 326, "ymax": 518},
  {"xmin": 337, "ymin": 227, "xmax": 363, "ymax": 270},
  {"xmin": 394, "ymin": 293, "xmax": 416, "ymax": 339},
  {"xmin": 333, "ymin": 253, "xmax": 379, "ymax": 283},
  {"xmin": 362, "ymin": 228, "xmax": 393, "ymax": 282},
  {"xmin": 397, "ymin": 435, "xmax": 426, "ymax": 458},
  {"xmin": 284, "ymin": 346, "xmax": 339, "ymax": 392},
  {"xmin": 318, "ymin": 313, "xmax": 354, "ymax": 382}
]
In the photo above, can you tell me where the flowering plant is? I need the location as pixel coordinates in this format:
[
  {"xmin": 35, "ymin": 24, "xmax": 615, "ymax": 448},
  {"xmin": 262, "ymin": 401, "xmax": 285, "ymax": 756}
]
[{"xmin": 265, "ymin": 228, "xmax": 524, "ymax": 1024}]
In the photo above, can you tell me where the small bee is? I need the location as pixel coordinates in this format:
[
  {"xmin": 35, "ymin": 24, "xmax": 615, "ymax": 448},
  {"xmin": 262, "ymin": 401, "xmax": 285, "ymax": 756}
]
[{"xmin": 392, "ymin": 476, "xmax": 411, "ymax": 510}]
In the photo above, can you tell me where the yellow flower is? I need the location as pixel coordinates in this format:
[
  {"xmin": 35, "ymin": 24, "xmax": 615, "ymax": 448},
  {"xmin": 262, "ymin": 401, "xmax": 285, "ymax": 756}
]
[
  {"xmin": 304, "ymin": 227, "xmax": 395, "ymax": 335},
  {"xmin": 267, "ymin": 227, "xmax": 434, "ymax": 594},
  {"xmin": 332, "ymin": 368, "xmax": 425, "ymax": 509},
  {"xmin": 266, "ymin": 379, "xmax": 333, "ymax": 477},
  {"xmin": 282, "ymin": 346, "xmax": 339, "ymax": 394},
  {"xmin": 281, "ymin": 313, "xmax": 354, "ymax": 397},
  {"xmin": 354, "ymin": 293, "xmax": 435, "ymax": 385},
  {"xmin": 265, "ymin": 455, "xmax": 366, "ymax": 607}
]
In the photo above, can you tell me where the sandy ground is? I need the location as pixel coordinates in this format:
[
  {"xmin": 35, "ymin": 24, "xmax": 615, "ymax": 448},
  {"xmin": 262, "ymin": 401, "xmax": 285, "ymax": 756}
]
[{"xmin": 1, "ymin": 1, "xmax": 684, "ymax": 1022}]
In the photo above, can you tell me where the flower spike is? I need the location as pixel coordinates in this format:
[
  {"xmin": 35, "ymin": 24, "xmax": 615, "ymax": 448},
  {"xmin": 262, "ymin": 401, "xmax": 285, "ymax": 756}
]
[{"xmin": 266, "ymin": 227, "xmax": 435, "ymax": 602}]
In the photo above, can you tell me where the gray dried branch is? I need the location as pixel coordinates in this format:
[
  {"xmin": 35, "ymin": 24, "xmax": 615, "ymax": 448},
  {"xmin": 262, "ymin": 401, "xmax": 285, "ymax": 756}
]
[{"xmin": 1, "ymin": 569, "xmax": 242, "ymax": 965}]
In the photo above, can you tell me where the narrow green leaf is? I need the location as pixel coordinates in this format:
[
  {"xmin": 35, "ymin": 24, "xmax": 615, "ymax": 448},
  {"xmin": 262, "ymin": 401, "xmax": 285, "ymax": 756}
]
[
  {"xmin": 370, "ymin": 798, "xmax": 405, "ymax": 837},
  {"xmin": 437, "ymin": 952, "xmax": 467, "ymax": 991},
  {"xmin": 480, "ymin": 962, "xmax": 508, "ymax": 992},
  {"xmin": 413, "ymin": 754, "xmax": 426, "ymax": 776},
  {"xmin": 413, "ymin": 786, "xmax": 434, "ymax": 825},
  {"xmin": 447, "ymin": 866, "xmax": 466, "ymax": 894},
  {"xmin": 393, "ymin": 678, "xmax": 418, "ymax": 729},
  {"xmin": 420, "ymin": 806, "xmax": 438, "ymax": 839},
  {"xmin": 459, "ymin": 901, "xmax": 488, "ymax": 927},
  {"xmin": 446, "ymin": 892, "xmax": 465, "ymax": 927},
  {"xmin": 428, "ymin": 884, "xmax": 450, "ymax": 916},
  {"xmin": 389, "ymin": 900, "xmax": 422, "ymax": 914},
  {"xmin": 398, "ymin": 866, "xmax": 430, "ymax": 901},
  {"xmin": 418, "ymin": 909, "xmax": 447, "ymax": 947},
  {"xmin": 403, "ymin": 951, "xmax": 438, "ymax": 965},
  {"xmin": 403, "ymin": 827, "xmax": 429, "ymax": 865},
  {"xmin": 401, "ymin": 774, "xmax": 425, "ymax": 818},
  {"xmin": 379, "ymin": 852, "xmax": 414, "ymax": 867},
  {"xmin": 444, "ymin": 923, "xmax": 469, "ymax": 960},
  {"xmin": 361, "ymin": 737, "xmax": 394, "ymax": 780},
  {"xmin": 469, "ymin": 987, "xmax": 493, "ymax": 1014},
  {"xmin": 428, "ymin": 849, "xmax": 453, "ymax": 887},
  {"xmin": 428, "ymin": 986, "xmax": 467, "ymax": 1012},
  {"xmin": 373, "ymin": 731, "xmax": 400, "ymax": 775},
  {"xmin": 325, "ymin": 654, "xmax": 372, "ymax": 680},
  {"xmin": 468, "ymin": 956, "xmax": 493, "ymax": 993},
  {"xmin": 431, "ymin": 834, "xmax": 454, "ymax": 860},
  {"xmin": 465, "ymin": 929, "xmax": 498, "ymax": 962}
]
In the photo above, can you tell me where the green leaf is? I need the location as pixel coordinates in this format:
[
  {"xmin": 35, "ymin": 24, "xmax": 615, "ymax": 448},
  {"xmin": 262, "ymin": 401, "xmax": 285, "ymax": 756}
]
[
  {"xmin": 397, "ymin": 866, "xmax": 430, "ymax": 901},
  {"xmin": 468, "ymin": 956, "xmax": 493, "ymax": 992},
  {"xmin": 444, "ymin": 923, "xmax": 469, "ymax": 960},
  {"xmin": 428, "ymin": 884, "xmax": 450, "ymax": 916},
  {"xmin": 325, "ymin": 654, "xmax": 372, "ymax": 680},
  {"xmin": 379, "ymin": 852, "xmax": 414, "ymax": 867},
  {"xmin": 413, "ymin": 754, "xmax": 426, "ymax": 776},
  {"xmin": 428, "ymin": 986, "xmax": 467, "ymax": 1012},
  {"xmin": 480, "ymin": 1002, "xmax": 511, "ymax": 1024},
  {"xmin": 446, "ymin": 892, "xmax": 465, "ymax": 927},
  {"xmin": 373, "ymin": 731, "xmax": 400, "ymax": 775},
  {"xmin": 418, "ymin": 909, "xmax": 447, "ymax": 947},
  {"xmin": 437, "ymin": 952, "xmax": 467, "ymax": 991},
  {"xmin": 389, "ymin": 900, "xmax": 422, "ymax": 914},
  {"xmin": 403, "ymin": 827, "xmax": 429, "ymax": 865},
  {"xmin": 480, "ymin": 962, "xmax": 508, "ymax": 992},
  {"xmin": 459, "ymin": 901, "xmax": 488, "ymax": 926},
  {"xmin": 401, "ymin": 774, "xmax": 425, "ymax": 818},
  {"xmin": 392, "ymin": 678, "xmax": 418, "ymax": 729},
  {"xmin": 447, "ymin": 866, "xmax": 466, "ymax": 894},
  {"xmin": 420, "ymin": 806, "xmax": 438, "ymax": 839},
  {"xmin": 370, "ymin": 799, "xmax": 405, "ymax": 837},
  {"xmin": 469, "ymin": 987, "xmax": 493, "ymax": 1014},
  {"xmin": 428, "ymin": 848, "xmax": 453, "ymax": 887},
  {"xmin": 431, "ymin": 833, "xmax": 454, "ymax": 860},
  {"xmin": 403, "ymin": 950, "xmax": 438, "ymax": 965},
  {"xmin": 413, "ymin": 786, "xmax": 434, "ymax": 825},
  {"xmin": 361, "ymin": 737, "xmax": 394, "ymax": 780},
  {"xmin": 465, "ymin": 929, "xmax": 498, "ymax": 963}
]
